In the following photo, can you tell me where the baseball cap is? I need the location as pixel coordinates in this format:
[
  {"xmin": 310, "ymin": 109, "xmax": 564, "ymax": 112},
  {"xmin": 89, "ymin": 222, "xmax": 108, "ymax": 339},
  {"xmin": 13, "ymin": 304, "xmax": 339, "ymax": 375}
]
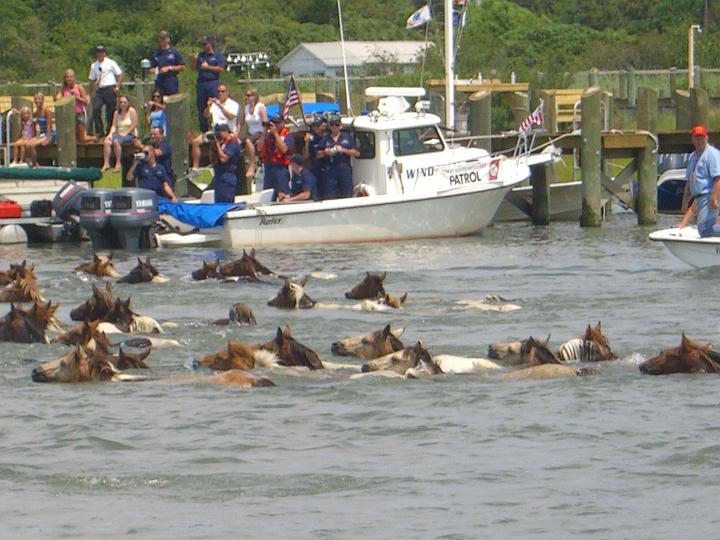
[
  {"xmin": 691, "ymin": 125, "xmax": 709, "ymax": 137},
  {"xmin": 214, "ymin": 123, "xmax": 230, "ymax": 133},
  {"xmin": 201, "ymin": 35, "xmax": 214, "ymax": 45},
  {"xmin": 269, "ymin": 113, "xmax": 283, "ymax": 124},
  {"xmin": 291, "ymin": 154, "xmax": 305, "ymax": 166},
  {"xmin": 95, "ymin": 45, "xmax": 106, "ymax": 53},
  {"xmin": 327, "ymin": 114, "xmax": 341, "ymax": 125}
]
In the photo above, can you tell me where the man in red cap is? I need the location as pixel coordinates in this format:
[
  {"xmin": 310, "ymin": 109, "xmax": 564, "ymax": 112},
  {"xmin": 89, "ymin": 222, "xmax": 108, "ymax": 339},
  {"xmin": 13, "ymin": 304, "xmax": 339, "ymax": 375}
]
[{"xmin": 679, "ymin": 125, "xmax": 720, "ymax": 236}]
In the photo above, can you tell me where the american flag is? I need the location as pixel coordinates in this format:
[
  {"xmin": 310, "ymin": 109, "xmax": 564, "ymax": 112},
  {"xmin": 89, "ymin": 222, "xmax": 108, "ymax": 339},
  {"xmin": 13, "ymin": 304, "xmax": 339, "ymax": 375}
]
[
  {"xmin": 281, "ymin": 75, "xmax": 301, "ymax": 119},
  {"xmin": 518, "ymin": 103, "xmax": 544, "ymax": 134}
]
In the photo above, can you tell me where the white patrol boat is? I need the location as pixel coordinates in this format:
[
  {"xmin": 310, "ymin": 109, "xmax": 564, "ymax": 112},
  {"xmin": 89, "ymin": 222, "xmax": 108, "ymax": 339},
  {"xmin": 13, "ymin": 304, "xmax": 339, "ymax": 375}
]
[{"xmin": 156, "ymin": 87, "xmax": 531, "ymax": 248}]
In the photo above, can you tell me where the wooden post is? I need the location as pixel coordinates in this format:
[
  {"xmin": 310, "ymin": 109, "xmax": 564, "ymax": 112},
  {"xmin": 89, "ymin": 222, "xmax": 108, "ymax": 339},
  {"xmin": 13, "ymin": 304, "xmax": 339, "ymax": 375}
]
[
  {"xmin": 580, "ymin": 87, "xmax": 602, "ymax": 227},
  {"xmin": 675, "ymin": 90, "xmax": 691, "ymax": 130},
  {"xmin": 511, "ymin": 92, "xmax": 528, "ymax": 127},
  {"xmin": 164, "ymin": 92, "xmax": 190, "ymax": 193},
  {"xmin": 690, "ymin": 87, "xmax": 709, "ymax": 128},
  {"xmin": 695, "ymin": 66, "xmax": 704, "ymax": 90},
  {"xmin": 637, "ymin": 87, "xmax": 657, "ymax": 134},
  {"xmin": 468, "ymin": 90, "xmax": 491, "ymax": 152},
  {"xmin": 531, "ymin": 161, "xmax": 554, "ymax": 226},
  {"xmin": 588, "ymin": 67, "xmax": 599, "ymax": 87},
  {"xmin": 636, "ymin": 87, "xmax": 657, "ymax": 225},
  {"xmin": 627, "ymin": 67, "xmax": 636, "ymax": 108},
  {"xmin": 601, "ymin": 91, "xmax": 613, "ymax": 130},
  {"xmin": 540, "ymin": 90, "xmax": 557, "ymax": 135},
  {"xmin": 53, "ymin": 96, "xmax": 77, "ymax": 167},
  {"xmin": 617, "ymin": 70, "xmax": 627, "ymax": 100},
  {"xmin": 669, "ymin": 67, "xmax": 678, "ymax": 106}
]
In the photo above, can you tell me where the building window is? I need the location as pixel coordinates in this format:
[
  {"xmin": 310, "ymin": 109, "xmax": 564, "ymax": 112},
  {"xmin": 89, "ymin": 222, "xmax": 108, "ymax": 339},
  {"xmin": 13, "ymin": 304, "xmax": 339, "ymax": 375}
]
[{"xmin": 392, "ymin": 126, "xmax": 444, "ymax": 156}]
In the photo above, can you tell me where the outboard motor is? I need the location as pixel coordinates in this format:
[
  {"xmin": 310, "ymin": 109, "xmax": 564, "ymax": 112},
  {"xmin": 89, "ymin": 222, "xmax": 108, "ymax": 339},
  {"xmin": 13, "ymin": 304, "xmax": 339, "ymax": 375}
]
[
  {"xmin": 52, "ymin": 181, "xmax": 86, "ymax": 222},
  {"xmin": 79, "ymin": 188, "xmax": 116, "ymax": 250},
  {"xmin": 109, "ymin": 188, "xmax": 159, "ymax": 250}
]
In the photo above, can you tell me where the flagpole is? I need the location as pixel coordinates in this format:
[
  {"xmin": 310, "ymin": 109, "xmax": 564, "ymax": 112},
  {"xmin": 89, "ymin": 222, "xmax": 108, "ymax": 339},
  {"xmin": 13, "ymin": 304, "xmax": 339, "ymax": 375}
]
[
  {"xmin": 444, "ymin": 0, "xmax": 454, "ymax": 131},
  {"xmin": 337, "ymin": 0, "xmax": 353, "ymax": 116}
]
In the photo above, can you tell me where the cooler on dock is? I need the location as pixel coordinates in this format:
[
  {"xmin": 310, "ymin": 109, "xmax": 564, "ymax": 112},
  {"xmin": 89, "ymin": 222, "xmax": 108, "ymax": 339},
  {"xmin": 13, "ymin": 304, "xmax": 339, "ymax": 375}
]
[{"xmin": 0, "ymin": 199, "xmax": 22, "ymax": 219}]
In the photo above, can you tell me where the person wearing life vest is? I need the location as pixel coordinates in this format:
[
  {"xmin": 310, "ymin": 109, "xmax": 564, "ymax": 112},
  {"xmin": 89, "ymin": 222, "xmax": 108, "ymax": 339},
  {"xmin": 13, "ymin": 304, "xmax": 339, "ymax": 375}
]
[{"xmin": 258, "ymin": 113, "xmax": 294, "ymax": 201}]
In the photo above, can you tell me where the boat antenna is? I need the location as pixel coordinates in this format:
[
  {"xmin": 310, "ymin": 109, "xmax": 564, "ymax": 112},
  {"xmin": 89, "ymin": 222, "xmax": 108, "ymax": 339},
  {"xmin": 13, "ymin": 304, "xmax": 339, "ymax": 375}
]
[
  {"xmin": 336, "ymin": 0, "xmax": 354, "ymax": 116},
  {"xmin": 444, "ymin": 0, "xmax": 454, "ymax": 131}
]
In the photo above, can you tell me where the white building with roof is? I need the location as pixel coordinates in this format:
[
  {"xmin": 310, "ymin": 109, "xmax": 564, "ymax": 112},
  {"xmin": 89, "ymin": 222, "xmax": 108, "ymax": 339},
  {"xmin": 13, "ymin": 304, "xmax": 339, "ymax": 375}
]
[{"xmin": 278, "ymin": 41, "xmax": 430, "ymax": 76}]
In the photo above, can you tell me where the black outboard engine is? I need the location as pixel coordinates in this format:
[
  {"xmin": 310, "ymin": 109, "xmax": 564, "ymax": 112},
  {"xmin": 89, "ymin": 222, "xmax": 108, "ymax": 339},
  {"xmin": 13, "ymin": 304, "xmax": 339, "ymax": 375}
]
[
  {"xmin": 52, "ymin": 181, "xmax": 86, "ymax": 222},
  {"xmin": 79, "ymin": 188, "xmax": 116, "ymax": 250},
  {"xmin": 109, "ymin": 188, "xmax": 159, "ymax": 250}
]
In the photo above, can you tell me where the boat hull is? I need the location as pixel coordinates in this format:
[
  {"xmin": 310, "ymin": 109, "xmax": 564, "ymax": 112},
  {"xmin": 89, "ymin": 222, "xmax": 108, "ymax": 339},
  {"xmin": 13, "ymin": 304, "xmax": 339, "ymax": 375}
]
[
  {"xmin": 649, "ymin": 226, "xmax": 720, "ymax": 268},
  {"xmin": 221, "ymin": 182, "xmax": 515, "ymax": 247},
  {"xmin": 494, "ymin": 181, "xmax": 582, "ymax": 222}
]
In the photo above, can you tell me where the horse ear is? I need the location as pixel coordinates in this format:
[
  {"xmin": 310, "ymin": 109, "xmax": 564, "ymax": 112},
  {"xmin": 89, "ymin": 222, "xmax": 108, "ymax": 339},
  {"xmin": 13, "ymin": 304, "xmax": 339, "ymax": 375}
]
[
  {"xmin": 275, "ymin": 327, "xmax": 284, "ymax": 340},
  {"xmin": 382, "ymin": 324, "xmax": 391, "ymax": 337},
  {"xmin": 242, "ymin": 249, "xmax": 247, "ymax": 256},
  {"xmin": 283, "ymin": 325, "xmax": 292, "ymax": 337},
  {"xmin": 108, "ymin": 253, "xmax": 113, "ymax": 261},
  {"xmin": 300, "ymin": 274, "xmax": 310, "ymax": 287},
  {"xmin": 380, "ymin": 272, "xmax": 387, "ymax": 281},
  {"xmin": 415, "ymin": 338, "xmax": 425, "ymax": 351},
  {"xmin": 595, "ymin": 321, "xmax": 602, "ymax": 332},
  {"xmin": 365, "ymin": 271, "xmax": 370, "ymax": 278},
  {"xmin": 137, "ymin": 256, "xmax": 143, "ymax": 265},
  {"xmin": 93, "ymin": 252, "xmax": 101, "ymax": 263},
  {"xmin": 680, "ymin": 332, "xmax": 692, "ymax": 351},
  {"xmin": 92, "ymin": 283, "xmax": 101, "ymax": 295},
  {"xmin": 399, "ymin": 292, "xmax": 408, "ymax": 304},
  {"xmin": 250, "ymin": 248, "xmax": 256, "ymax": 258},
  {"xmin": 543, "ymin": 334, "xmax": 551, "ymax": 346}
]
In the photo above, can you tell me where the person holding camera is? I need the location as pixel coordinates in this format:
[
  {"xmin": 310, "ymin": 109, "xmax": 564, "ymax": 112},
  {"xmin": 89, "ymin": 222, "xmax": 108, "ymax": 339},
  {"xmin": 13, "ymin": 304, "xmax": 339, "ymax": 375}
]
[
  {"xmin": 190, "ymin": 84, "xmax": 239, "ymax": 170},
  {"xmin": 319, "ymin": 115, "xmax": 359, "ymax": 199},
  {"xmin": 210, "ymin": 124, "xmax": 242, "ymax": 203},
  {"xmin": 257, "ymin": 113, "xmax": 294, "ymax": 201},
  {"xmin": 126, "ymin": 145, "xmax": 177, "ymax": 201},
  {"xmin": 144, "ymin": 91, "xmax": 167, "ymax": 134}
]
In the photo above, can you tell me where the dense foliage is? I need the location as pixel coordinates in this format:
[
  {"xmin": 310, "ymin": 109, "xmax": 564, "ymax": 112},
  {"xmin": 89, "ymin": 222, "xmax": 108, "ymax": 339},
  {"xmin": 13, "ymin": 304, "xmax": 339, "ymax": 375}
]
[{"xmin": 0, "ymin": 0, "xmax": 716, "ymax": 88}]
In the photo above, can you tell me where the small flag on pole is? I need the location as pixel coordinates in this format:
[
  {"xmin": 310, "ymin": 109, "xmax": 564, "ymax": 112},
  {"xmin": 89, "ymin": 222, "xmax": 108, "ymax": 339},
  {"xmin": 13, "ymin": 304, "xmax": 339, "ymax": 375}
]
[
  {"xmin": 518, "ymin": 102, "xmax": 544, "ymax": 134},
  {"xmin": 281, "ymin": 75, "xmax": 301, "ymax": 119},
  {"xmin": 406, "ymin": 4, "xmax": 432, "ymax": 29}
]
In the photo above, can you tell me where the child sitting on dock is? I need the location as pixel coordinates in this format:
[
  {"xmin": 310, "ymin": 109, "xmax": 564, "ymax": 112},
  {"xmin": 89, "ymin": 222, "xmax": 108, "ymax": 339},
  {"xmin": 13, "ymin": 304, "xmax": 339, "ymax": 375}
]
[{"xmin": 10, "ymin": 106, "xmax": 35, "ymax": 166}]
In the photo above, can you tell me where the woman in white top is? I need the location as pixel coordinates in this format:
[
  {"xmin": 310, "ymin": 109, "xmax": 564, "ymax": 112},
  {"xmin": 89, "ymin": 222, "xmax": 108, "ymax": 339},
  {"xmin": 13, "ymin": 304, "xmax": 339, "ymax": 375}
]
[
  {"xmin": 241, "ymin": 87, "xmax": 267, "ymax": 178},
  {"xmin": 101, "ymin": 96, "xmax": 138, "ymax": 172}
]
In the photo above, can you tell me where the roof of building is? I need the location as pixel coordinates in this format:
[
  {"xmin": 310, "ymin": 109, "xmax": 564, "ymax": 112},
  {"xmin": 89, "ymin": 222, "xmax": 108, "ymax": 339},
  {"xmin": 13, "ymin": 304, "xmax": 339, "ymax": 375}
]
[{"xmin": 279, "ymin": 41, "xmax": 430, "ymax": 69}]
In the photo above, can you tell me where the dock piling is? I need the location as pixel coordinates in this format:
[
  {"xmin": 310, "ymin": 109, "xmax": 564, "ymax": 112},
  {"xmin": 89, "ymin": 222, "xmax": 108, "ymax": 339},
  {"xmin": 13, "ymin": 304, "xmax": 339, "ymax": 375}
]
[
  {"xmin": 468, "ymin": 90, "xmax": 491, "ymax": 152},
  {"xmin": 54, "ymin": 96, "xmax": 77, "ymax": 167},
  {"xmin": 164, "ymin": 93, "xmax": 190, "ymax": 193},
  {"xmin": 580, "ymin": 87, "xmax": 602, "ymax": 227},
  {"xmin": 636, "ymin": 87, "xmax": 657, "ymax": 225}
]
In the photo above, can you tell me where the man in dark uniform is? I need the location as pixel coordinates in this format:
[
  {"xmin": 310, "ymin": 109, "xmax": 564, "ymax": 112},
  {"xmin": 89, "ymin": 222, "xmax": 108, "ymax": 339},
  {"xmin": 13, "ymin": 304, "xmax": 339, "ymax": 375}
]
[
  {"xmin": 210, "ymin": 124, "xmax": 242, "ymax": 203},
  {"xmin": 278, "ymin": 154, "xmax": 316, "ymax": 203},
  {"xmin": 306, "ymin": 116, "xmax": 327, "ymax": 199},
  {"xmin": 319, "ymin": 114, "xmax": 359, "ymax": 199},
  {"xmin": 191, "ymin": 36, "xmax": 225, "ymax": 132},
  {"xmin": 151, "ymin": 30, "xmax": 185, "ymax": 96},
  {"xmin": 149, "ymin": 126, "xmax": 173, "ymax": 177},
  {"xmin": 127, "ymin": 145, "xmax": 177, "ymax": 201}
]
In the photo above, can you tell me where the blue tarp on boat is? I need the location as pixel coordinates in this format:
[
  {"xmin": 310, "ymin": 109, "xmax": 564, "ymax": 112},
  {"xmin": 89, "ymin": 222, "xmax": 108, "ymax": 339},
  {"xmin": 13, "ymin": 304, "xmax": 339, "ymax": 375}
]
[
  {"xmin": 158, "ymin": 201, "xmax": 245, "ymax": 229},
  {"xmin": 265, "ymin": 102, "xmax": 339, "ymax": 117}
]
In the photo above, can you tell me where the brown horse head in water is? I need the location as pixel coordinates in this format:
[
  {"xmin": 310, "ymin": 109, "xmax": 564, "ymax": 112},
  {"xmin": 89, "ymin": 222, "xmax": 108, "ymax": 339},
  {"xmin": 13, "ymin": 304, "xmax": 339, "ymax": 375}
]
[
  {"xmin": 191, "ymin": 259, "xmax": 222, "ymax": 281},
  {"xmin": 103, "ymin": 297, "xmax": 136, "ymax": 332},
  {"xmin": 54, "ymin": 319, "xmax": 114, "ymax": 352},
  {"xmin": 0, "ymin": 303, "xmax": 48, "ymax": 343},
  {"xmin": 32, "ymin": 345, "xmax": 120, "ymax": 383},
  {"xmin": 331, "ymin": 325, "xmax": 405, "ymax": 359},
  {"xmin": 267, "ymin": 276, "xmax": 316, "ymax": 309},
  {"xmin": 74, "ymin": 253, "xmax": 121, "ymax": 278},
  {"xmin": 70, "ymin": 282, "xmax": 115, "ymax": 322},
  {"xmin": 345, "ymin": 272, "xmax": 386, "ymax": 300},
  {"xmin": 583, "ymin": 322, "xmax": 618, "ymax": 361},
  {"xmin": 521, "ymin": 337, "xmax": 562, "ymax": 366},
  {"xmin": 195, "ymin": 340, "xmax": 259, "ymax": 371},
  {"xmin": 117, "ymin": 257, "xmax": 163, "ymax": 284},
  {"xmin": 0, "ymin": 259, "xmax": 28, "ymax": 285},
  {"xmin": 261, "ymin": 326, "xmax": 323, "ymax": 370},
  {"xmin": 640, "ymin": 333, "xmax": 720, "ymax": 375},
  {"xmin": 0, "ymin": 264, "xmax": 44, "ymax": 303},
  {"xmin": 360, "ymin": 340, "xmax": 440, "ymax": 376},
  {"xmin": 219, "ymin": 249, "xmax": 277, "ymax": 281}
]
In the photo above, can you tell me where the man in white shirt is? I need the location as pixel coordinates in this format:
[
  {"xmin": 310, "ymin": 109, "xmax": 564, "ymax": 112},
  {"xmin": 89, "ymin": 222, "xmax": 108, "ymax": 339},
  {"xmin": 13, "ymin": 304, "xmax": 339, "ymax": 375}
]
[
  {"xmin": 88, "ymin": 45, "xmax": 123, "ymax": 136},
  {"xmin": 190, "ymin": 83, "xmax": 239, "ymax": 170}
]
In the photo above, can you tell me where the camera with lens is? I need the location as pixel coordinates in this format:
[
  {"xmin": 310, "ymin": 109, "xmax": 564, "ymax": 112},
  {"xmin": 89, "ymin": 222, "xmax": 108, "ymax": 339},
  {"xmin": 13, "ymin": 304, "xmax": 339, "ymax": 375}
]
[
  {"xmin": 133, "ymin": 152, "xmax": 147, "ymax": 161},
  {"xmin": 206, "ymin": 132, "xmax": 217, "ymax": 142}
]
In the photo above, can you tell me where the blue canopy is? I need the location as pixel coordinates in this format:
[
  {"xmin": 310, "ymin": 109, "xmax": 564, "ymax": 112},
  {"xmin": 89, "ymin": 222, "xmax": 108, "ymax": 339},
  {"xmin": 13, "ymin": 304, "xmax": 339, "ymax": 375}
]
[
  {"xmin": 158, "ymin": 201, "xmax": 245, "ymax": 229},
  {"xmin": 266, "ymin": 102, "xmax": 339, "ymax": 117}
]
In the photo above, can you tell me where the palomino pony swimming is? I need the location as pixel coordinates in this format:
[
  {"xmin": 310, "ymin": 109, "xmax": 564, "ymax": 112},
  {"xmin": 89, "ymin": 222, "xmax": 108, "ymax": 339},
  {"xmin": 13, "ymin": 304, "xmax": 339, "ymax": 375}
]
[
  {"xmin": 117, "ymin": 257, "xmax": 168, "ymax": 284},
  {"xmin": 487, "ymin": 335, "xmax": 551, "ymax": 366},
  {"xmin": 359, "ymin": 341, "xmax": 440, "ymax": 376},
  {"xmin": 639, "ymin": 333, "xmax": 720, "ymax": 375},
  {"xmin": 267, "ymin": 276, "xmax": 316, "ymax": 309},
  {"xmin": 195, "ymin": 340, "xmax": 279, "ymax": 371},
  {"xmin": 74, "ymin": 253, "xmax": 121, "ymax": 278},
  {"xmin": 345, "ymin": 272, "xmax": 387, "ymax": 300},
  {"xmin": 331, "ymin": 325, "xmax": 405, "ymax": 359}
]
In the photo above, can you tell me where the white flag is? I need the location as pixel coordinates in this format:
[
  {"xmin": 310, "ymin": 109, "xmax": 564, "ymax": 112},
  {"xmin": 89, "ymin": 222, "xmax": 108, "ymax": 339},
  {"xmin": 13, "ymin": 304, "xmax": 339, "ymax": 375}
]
[{"xmin": 406, "ymin": 5, "xmax": 431, "ymax": 29}]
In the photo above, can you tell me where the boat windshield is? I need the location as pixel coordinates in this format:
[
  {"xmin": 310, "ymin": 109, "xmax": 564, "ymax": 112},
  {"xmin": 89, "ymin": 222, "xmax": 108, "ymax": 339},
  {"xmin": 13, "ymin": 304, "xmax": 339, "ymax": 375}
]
[{"xmin": 392, "ymin": 126, "xmax": 444, "ymax": 157}]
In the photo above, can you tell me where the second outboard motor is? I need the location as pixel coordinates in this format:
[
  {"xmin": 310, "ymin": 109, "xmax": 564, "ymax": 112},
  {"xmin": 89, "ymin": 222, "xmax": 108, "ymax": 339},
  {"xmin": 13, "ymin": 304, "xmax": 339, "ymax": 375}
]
[
  {"xmin": 79, "ymin": 188, "xmax": 116, "ymax": 250},
  {"xmin": 109, "ymin": 188, "xmax": 159, "ymax": 250},
  {"xmin": 52, "ymin": 181, "xmax": 86, "ymax": 222}
]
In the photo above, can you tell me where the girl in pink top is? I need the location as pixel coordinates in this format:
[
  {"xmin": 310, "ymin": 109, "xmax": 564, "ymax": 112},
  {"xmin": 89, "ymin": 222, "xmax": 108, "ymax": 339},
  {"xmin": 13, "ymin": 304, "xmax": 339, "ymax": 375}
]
[{"xmin": 53, "ymin": 68, "xmax": 97, "ymax": 144}]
